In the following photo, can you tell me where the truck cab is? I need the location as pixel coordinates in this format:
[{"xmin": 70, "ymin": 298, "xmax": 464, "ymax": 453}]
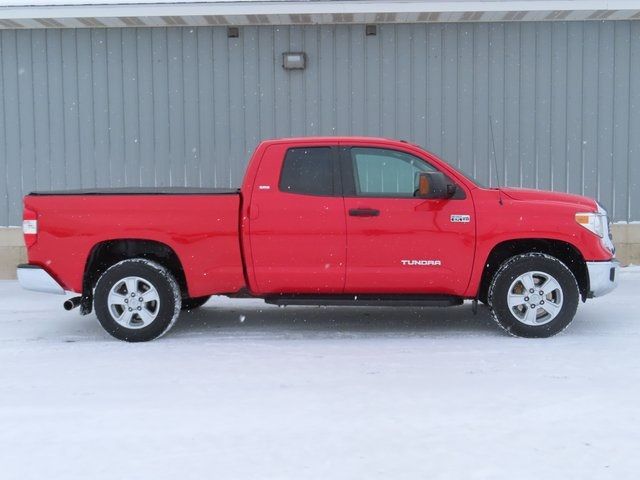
[{"xmin": 243, "ymin": 138, "xmax": 476, "ymax": 296}]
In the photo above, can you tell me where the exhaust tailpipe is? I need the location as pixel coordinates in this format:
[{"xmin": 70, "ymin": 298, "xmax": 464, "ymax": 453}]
[{"xmin": 64, "ymin": 296, "xmax": 82, "ymax": 311}]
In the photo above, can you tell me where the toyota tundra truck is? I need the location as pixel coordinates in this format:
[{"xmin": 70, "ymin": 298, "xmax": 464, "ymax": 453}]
[{"xmin": 17, "ymin": 137, "xmax": 619, "ymax": 341}]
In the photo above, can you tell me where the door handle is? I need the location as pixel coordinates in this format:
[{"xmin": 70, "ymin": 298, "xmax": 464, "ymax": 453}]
[{"xmin": 349, "ymin": 208, "xmax": 380, "ymax": 217}]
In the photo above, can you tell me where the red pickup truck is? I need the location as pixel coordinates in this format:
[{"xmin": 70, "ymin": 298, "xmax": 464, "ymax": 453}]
[{"xmin": 17, "ymin": 137, "xmax": 618, "ymax": 341}]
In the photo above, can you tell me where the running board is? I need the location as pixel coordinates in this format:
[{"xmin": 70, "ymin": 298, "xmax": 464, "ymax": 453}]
[{"xmin": 264, "ymin": 294, "xmax": 464, "ymax": 307}]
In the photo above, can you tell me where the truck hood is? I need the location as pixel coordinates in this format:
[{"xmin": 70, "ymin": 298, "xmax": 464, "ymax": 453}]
[{"xmin": 499, "ymin": 187, "xmax": 598, "ymax": 210}]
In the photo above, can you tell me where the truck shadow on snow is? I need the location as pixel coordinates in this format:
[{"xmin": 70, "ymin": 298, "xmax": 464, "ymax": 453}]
[{"xmin": 168, "ymin": 301, "xmax": 504, "ymax": 338}]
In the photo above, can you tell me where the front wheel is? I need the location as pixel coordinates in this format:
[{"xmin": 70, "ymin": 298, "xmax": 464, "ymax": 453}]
[
  {"xmin": 488, "ymin": 253, "xmax": 579, "ymax": 338},
  {"xmin": 94, "ymin": 259, "xmax": 182, "ymax": 342}
]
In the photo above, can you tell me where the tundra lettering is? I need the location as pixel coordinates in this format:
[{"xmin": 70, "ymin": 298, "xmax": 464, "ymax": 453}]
[
  {"xmin": 16, "ymin": 137, "xmax": 619, "ymax": 341},
  {"xmin": 401, "ymin": 260, "xmax": 442, "ymax": 266}
]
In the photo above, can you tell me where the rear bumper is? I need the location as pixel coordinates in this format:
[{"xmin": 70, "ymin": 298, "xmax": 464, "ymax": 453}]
[
  {"xmin": 16, "ymin": 264, "xmax": 66, "ymax": 295},
  {"xmin": 586, "ymin": 260, "xmax": 619, "ymax": 298}
]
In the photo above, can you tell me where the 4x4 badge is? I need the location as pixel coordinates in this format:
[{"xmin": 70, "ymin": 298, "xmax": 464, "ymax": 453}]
[{"xmin": 451, "ymin": 214, "xmax": 471, "ymax": 223}]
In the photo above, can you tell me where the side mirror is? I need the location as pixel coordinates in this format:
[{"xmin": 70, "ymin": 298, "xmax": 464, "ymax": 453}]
[{"xmin": 417, "ymin": 172, "xmax": 457, "ymax": 199}]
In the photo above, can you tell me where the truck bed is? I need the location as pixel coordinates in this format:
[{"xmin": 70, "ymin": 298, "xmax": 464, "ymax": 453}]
[{"xmin": 24, "ymin": 189, "xmax": 246, "ymax": 297}]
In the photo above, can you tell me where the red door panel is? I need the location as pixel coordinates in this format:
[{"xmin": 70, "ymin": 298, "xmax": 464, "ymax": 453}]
[
  {"xmin": 248, "ymin": 143, "xmax": 346, "ymax": 294},
  {"xmin": 342, "ymin": 146, "xmax": 475, "ymax": 295}
]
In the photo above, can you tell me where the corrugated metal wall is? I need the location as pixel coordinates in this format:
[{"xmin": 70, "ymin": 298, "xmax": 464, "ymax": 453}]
[{"xmin": 1, "ymin": 21, "xmax": 639, "ymax": 225}]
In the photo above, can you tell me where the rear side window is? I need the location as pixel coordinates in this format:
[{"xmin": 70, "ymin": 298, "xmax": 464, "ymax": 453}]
[{"xmin": 279, "ymin": 147, "xmax": 334, "ymax": 196}]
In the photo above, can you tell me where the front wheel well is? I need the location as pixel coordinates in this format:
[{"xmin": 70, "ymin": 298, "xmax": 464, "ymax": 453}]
[
  {"xmin": 477, "ymin": 239, "xmax": 589, "ymax": 303},
  {"xmin": 83, "ymin": 239, "xmax": 188, "ymax": 300}
]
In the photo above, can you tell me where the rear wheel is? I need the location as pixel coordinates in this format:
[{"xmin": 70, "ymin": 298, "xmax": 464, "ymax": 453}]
[
  {"xmin": 181, "ymin": 295, "xmax": 211, "ymax": 311},
  {"xmin": 94, "ymin": 259, "xmax": 181, "ymax": 342},
  {"xmin": 488, "ymin": 253, "xmax": 579, "ymax": 338}
]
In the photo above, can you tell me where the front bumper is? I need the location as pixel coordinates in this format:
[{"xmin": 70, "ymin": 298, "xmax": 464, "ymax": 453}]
[
  {"xmin": 586, "ymin": 260, "xmax": 620, "ymax": 298},
  {"xmin": 16, "ymin": 264, "xmax": 66, "ymax": 295}
]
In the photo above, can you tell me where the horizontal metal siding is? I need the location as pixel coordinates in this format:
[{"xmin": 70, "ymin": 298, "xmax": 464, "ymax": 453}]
[{"xmin": 1, "ymin": 21, "xmax": 639, "ymax": 226}]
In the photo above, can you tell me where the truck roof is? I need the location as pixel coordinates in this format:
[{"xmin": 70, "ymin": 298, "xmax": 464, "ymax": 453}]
[{"xmin": 259, "ymin": 136, "xmax": 416, "ymax": 148}]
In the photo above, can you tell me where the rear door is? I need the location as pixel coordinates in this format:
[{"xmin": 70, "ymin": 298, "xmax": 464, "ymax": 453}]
[
  {"xmin": 341, "ymin": 145, "xmax": 475, "ymax": 295},
  {"xmin": 248, "ymin": 143, "xmax": 346, "ymax": 294}
]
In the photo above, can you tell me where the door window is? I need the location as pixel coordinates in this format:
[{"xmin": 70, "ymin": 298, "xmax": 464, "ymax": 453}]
[
  {"xmin": 350, "ymin": 148, "xmax": 436, "ymax": 197},
  {"xmin": 279, "ymin": 147, "xmax": 334, "ymax": 196}
]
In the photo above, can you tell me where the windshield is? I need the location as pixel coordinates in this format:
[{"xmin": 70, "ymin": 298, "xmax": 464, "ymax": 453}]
[{"xmin": 415, "ymin": 144, "xmax": 488, "ymax": 188}]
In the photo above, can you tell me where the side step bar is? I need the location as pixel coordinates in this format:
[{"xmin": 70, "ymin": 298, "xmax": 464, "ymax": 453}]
[{"xmin": 264, "ymin": 294, "xmax": 464, "ymax": 307}]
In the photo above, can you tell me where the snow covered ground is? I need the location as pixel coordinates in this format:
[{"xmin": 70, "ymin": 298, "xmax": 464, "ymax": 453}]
[{"xmin": 1, "ymin": 268, "xmax": 639, "ymax": 480}]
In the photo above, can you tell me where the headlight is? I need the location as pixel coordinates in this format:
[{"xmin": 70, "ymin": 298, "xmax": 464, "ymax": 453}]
[{"xmin": 575, "ymin": 211, "xmax": 606, "ymax": 238}]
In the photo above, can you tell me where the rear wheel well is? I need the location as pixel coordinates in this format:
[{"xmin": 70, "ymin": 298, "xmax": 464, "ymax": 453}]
[
  {"xmin": 478, "ymin": 239, "xmax": 588, "ymax": 303},
  {"xmin": 83, "ymin": 239, "xmax": 188, "ymax": 300}
]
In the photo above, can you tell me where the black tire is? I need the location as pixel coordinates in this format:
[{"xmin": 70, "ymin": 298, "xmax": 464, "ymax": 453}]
[
  {"xmin": 94, "ymin": 259, "xmax": 182, "ymax": 342},
  {"xmin": 181, "ymin": 295, "xmax": 211, "ymax": 311},
  {"xmin": 488, "ymin": 253, "xmax": 579, "ymax": 338}
]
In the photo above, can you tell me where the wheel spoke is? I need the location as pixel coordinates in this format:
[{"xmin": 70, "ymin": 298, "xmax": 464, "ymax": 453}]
[
  {"xmin": 140, "ymin": 288, "xmax": 159, "ymax": 303},
  {"xmin": 508, "ymin": 293, "xmax": 527, "ymax": 309},
  {"xmin": 541, "ymin": 277, "xmax": 561, "ymax": 296},
  {"xmin": 125, "ymin": 277, "xmax": 138, "ymax": 296},
  {"xmin": 523, "ymin": 305, "xmax": 539, "ymax": 325},
  {"xmin": 118, "ymin": 309, "xmax": 135, "ymax": 327},
  {"xmin": 520, "ymin": 273, "xmax": 535, "ymax": 292},
  {"xmin": 108, "ymin": 291, "xmax": 127, "ymax": 306}
]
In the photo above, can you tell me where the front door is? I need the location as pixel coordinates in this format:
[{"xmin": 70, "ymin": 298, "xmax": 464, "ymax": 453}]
[
  {"xmin": 248, "ymin": 144, "xmax": 346, "ymax": 294},
  {"xmin": 341, "ymin": 146, "xmax": 475, "ymax": 295}
]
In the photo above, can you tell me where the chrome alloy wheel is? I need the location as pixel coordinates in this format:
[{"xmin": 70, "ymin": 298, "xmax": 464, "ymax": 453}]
[
  {"xmin": 507, "ymin": 271, "xmax": 564, "ymax": 326},
  {"xmin": 107, "ymin": 276, "xmax": 161, "ymax": 329}
]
